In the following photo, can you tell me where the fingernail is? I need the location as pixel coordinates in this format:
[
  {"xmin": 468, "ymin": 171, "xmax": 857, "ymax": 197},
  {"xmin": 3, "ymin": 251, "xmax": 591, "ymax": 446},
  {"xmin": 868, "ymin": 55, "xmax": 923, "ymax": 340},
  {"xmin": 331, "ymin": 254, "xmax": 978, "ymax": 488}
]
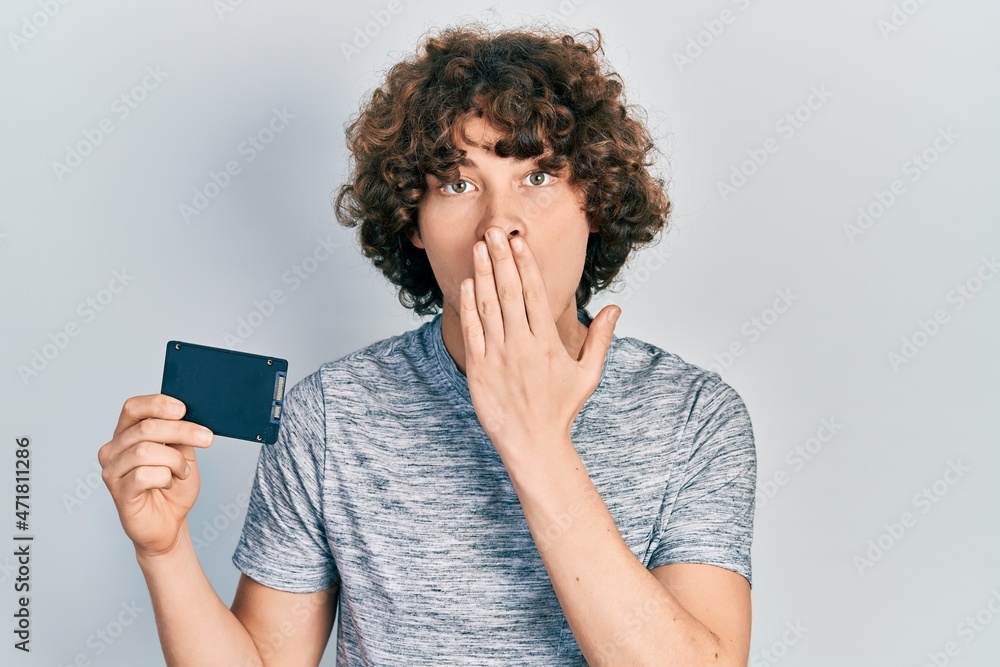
[
  {"xmin": 510, "ymin": 237, "xmax": 524, "ymax": 252},
  {"xmin": 609, "ymin": 308, "xmax": 620, "ymax": 323},
  {"xmin": 184, "ymin": 464, "xmax": 191, "ymax": 478},
  {"xmin": 198, "ymin": 429, "xmax": 213, "ymax": 445},
  {"xmin": 476, "ymin": 243, "xmax": 488, "ymax": 259}
]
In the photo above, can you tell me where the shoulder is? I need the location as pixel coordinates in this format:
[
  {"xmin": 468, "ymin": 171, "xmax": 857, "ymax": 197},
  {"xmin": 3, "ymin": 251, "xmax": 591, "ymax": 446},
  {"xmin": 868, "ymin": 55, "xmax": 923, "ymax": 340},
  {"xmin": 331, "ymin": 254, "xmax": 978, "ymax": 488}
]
[
  {"xmin": 608, "ymin": 333, "xmax": 734, "ymax": 406},
  {"xmin": 606, "ymin": 334, "xmax": 753, "ymax": 454},
  {"xmin": 286, "ymin": 323, "xmax": 428, "ymax": 406}
]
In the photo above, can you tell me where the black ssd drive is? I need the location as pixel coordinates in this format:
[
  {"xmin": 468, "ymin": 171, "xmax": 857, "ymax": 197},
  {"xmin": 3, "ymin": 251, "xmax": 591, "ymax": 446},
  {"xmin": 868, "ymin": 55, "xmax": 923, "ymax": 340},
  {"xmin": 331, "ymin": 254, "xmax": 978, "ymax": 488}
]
[{"xmin": 160, "ymin": 341, "xmax": 288, "ymax": 444}]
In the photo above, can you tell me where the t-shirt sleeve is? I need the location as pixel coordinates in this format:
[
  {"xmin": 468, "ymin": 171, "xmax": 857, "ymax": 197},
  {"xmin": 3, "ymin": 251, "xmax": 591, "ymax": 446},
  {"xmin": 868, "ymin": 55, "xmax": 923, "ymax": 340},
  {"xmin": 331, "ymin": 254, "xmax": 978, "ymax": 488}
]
[
  {"xmin": 231, "ymin": 369, "xmax": 339, "ymax": 593},
  {"xmin": 646, "ymin": 375, "xmax": 757, "ymax": 587}
]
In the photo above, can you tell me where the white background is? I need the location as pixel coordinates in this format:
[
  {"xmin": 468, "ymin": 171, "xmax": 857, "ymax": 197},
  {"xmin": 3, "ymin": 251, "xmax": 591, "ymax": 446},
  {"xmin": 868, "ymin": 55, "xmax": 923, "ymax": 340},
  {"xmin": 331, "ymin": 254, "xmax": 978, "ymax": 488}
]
[{"xmin": 1, "ymin": 1, "xmax": 998, "ymax": 665}]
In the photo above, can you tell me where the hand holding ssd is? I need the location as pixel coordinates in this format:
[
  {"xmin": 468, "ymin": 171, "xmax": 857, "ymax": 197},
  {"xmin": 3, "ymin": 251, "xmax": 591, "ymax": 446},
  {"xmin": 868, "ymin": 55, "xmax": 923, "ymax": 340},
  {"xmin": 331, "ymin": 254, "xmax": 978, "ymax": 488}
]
[{"xmin": 160, "ymin": 341, "xmax": 288, "ymax": 444}]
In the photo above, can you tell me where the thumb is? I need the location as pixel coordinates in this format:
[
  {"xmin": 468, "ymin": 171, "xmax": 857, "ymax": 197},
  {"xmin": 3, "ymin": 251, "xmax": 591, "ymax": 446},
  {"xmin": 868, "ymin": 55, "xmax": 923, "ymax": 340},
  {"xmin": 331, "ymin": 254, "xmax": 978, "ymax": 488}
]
[{"xmin": 578, "ymin": 305, "xmax": 620, "ymax": 371}]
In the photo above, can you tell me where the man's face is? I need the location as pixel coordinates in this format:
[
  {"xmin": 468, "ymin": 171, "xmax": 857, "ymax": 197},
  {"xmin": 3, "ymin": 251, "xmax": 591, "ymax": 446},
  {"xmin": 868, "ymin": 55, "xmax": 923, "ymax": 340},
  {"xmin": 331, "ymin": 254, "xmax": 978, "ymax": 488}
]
[{"xmin": 412, "ymin": 116, "xmax": 598, "ymax": 325}]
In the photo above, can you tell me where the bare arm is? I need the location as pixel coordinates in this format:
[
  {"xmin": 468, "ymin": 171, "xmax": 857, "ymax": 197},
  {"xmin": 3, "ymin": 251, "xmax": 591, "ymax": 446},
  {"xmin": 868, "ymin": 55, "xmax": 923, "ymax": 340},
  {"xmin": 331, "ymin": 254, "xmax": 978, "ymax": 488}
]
[
  {"xmin": 232, "ymin": 573, "xmax": 339, "ymax": 666},
  {"xmin": 101, "ymin": 394, "xmax": 338, "ymax": 666},
  {"xmin": 506, "ymin": 439, "xmax": 748, "ymax": 666},
  {"xmin": 137, "ymin": 523, "xmax": 338, "ymax": 667}
]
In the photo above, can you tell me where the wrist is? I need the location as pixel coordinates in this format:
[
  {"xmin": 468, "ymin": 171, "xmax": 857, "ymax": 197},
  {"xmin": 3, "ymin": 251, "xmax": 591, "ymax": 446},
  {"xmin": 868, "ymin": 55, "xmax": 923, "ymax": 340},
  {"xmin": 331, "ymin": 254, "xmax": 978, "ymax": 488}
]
[{"xmin": 134, "ymin": 521, "xmax": 192, "ymax": 569}]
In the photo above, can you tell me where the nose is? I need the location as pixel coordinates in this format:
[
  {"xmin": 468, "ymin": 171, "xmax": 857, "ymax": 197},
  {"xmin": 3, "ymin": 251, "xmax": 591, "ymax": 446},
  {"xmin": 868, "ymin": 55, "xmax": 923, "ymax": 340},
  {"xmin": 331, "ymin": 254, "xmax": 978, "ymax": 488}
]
[{"xmin": 475, "ymin": 187, "xmax": 527, "ymax": 243}]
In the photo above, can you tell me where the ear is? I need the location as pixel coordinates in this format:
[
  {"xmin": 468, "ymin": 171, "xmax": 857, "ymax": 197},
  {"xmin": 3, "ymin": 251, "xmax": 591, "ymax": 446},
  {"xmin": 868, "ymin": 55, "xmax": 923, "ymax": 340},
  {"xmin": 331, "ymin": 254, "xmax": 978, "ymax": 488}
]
[{"xmin": 409, "ymin": 226, "xmax": 424, "ymax": 250}]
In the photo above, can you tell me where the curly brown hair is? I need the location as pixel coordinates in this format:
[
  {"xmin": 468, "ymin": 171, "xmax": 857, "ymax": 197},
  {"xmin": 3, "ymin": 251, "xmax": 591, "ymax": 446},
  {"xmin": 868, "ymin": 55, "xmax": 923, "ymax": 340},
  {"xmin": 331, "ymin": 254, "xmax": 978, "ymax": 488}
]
[{"xmin": 333, "ymin": 21, "xmax": 671, "ymax": 318}]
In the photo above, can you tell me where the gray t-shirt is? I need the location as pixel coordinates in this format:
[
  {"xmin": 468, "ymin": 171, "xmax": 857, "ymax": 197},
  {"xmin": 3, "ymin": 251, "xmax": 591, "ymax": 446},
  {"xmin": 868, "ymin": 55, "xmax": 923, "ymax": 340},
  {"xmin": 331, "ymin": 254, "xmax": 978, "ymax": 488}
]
[{"xmin": 232, "ymin": 310, "xmax": 756, "ymax": 666}]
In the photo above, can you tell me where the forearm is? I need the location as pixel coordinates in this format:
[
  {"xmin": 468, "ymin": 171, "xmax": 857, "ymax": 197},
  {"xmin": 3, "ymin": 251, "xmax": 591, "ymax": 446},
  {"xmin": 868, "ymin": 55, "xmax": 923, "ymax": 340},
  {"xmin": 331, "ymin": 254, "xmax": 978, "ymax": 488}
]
[
  {"xmin": 503, "ymin": 438, "xmax": 724, "ymax": 666},
  {"xmin": 136, "ymin": 520, "xmax": 263, "ymax": 667}
]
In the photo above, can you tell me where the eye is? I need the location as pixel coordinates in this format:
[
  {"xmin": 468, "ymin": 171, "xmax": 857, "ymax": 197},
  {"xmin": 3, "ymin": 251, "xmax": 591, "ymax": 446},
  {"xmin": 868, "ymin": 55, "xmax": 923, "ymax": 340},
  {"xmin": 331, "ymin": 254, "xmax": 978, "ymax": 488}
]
[
  {"xmin": 440, "ymin": 179, "xmax": 474, "ymax": 195},
  {"xmin": 525, "ymin": 171, "xmax": 554, "ymax": 186}
]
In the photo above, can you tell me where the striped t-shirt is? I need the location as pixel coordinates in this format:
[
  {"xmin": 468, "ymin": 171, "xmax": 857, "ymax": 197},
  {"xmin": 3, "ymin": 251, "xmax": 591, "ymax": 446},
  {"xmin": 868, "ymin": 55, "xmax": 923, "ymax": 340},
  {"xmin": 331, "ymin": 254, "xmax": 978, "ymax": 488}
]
[{"xmin": 232, "ymin": 309, "xmax": 756, "ymax": 665}]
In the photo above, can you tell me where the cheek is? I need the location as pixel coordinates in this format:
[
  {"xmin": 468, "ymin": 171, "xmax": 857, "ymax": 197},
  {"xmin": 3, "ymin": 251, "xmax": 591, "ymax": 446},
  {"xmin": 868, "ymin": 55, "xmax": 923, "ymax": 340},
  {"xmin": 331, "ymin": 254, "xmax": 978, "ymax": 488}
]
[{"xmin": 433, "ymin": 240, "xmax": 475, "ymax": 291}]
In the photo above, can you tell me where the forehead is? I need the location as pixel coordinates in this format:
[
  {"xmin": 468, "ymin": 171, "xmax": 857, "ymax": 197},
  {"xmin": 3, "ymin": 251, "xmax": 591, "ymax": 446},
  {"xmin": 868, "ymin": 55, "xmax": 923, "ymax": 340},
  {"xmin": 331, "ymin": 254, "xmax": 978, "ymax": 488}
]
[
  {"xmin": 452, "ymin": 115, "xmax": 502, "ymax": 153},
  {"xmin": 448, "ymin": 113, "xmax": 556, "ymax": 164}
]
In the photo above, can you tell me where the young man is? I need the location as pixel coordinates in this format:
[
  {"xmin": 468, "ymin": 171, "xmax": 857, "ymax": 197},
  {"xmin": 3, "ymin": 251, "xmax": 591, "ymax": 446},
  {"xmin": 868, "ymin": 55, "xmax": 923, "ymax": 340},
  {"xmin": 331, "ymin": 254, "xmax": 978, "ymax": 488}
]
[{"xmin": 99, "ymin": 24, "xmax": 756, "ymax": 666}]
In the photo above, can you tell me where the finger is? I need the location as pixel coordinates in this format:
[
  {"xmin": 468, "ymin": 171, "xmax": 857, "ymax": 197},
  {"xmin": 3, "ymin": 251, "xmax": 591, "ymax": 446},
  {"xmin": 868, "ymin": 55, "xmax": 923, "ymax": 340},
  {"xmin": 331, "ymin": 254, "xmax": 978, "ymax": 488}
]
[
  {"xmin": 114, "ymin": 394, "xmax": 186, "ymax": 438},
  {"xmin": 485, "ymin": 227, "xmax": 530, "ymax": 341},
  {"xmin": 103, "ymin": 417, "xmax": 213, "ymax": 468},
  {"xmin": 460, "ymin": 278, "xmax": 486, "ymax": 363},
  {"xmin": 473, "ymin": 237, "xmax": 504, "ymax": 352},
  {"xmin": 508, "ymin": 234, "xmax": 559, "ymax": 340},
  {"xmin": 115, "ymin": 465, "xmax": 177, "ymax": 503},
  {"xmin": 103, "ymin": 440, "xmax": 191, "ymax": 486}
]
